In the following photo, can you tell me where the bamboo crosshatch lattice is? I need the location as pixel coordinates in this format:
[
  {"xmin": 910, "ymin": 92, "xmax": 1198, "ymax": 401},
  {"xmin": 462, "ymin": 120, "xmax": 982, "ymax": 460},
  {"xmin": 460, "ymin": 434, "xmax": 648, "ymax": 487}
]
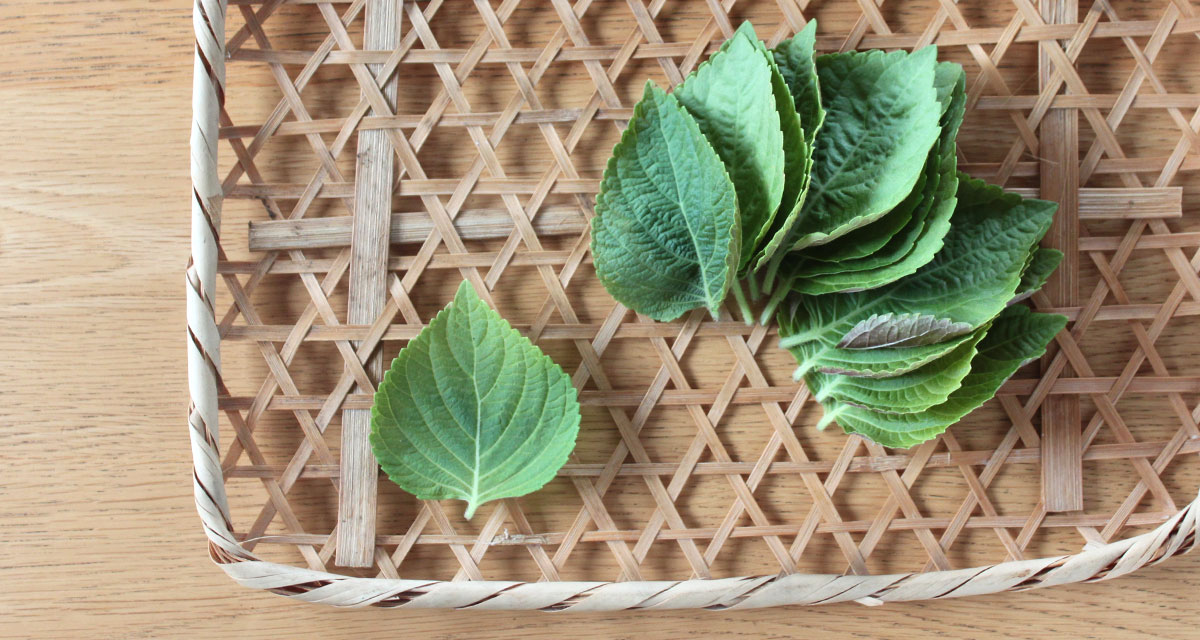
[{"xmin": 190, "ymin": 0, "xmax": 1200, "ymax": 608}]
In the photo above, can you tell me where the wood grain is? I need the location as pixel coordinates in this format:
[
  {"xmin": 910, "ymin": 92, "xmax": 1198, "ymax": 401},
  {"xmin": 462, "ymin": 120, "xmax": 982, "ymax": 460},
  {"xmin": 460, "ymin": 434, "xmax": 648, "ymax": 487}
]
[
  {"xmin": 1038, "ymin": 0, "xmax": 1084, "ymax": 514},
  {"xmin": 337, "ymin": 0, "xmax": 402, "ymax": 570},
  {"xmin": 2, "ymin": 0, "xmax": 1199, "ymax": 638}
]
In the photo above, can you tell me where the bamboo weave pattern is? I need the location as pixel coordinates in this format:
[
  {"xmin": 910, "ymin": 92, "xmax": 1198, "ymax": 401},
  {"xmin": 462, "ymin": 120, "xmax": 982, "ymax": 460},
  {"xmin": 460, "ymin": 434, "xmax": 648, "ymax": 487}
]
[{"xmin": 190, "ymin": 0, "xmax": 1200, "ymax": 609}]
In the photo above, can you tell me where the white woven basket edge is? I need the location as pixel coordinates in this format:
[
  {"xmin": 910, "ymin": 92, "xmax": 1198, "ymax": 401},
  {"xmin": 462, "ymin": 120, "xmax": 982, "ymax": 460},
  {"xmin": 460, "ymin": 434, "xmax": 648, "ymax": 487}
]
[{"xmin": 185, "ymin": 0, "xmax": 1199, "ymax": 610}]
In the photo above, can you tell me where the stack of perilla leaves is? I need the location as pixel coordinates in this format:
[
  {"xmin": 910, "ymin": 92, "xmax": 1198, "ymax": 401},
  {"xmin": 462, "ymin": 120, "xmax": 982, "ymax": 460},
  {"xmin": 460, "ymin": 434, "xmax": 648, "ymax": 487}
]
[{"xmin": 590, "ymin": 21, "xmax": 1068, "ymax": 448}]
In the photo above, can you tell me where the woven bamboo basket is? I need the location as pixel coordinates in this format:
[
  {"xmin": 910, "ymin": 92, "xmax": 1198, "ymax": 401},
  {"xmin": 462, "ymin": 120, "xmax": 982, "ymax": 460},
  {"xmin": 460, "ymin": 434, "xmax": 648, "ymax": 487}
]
[{"xmin": 188, "ymin": 0, "xmax": 1200, "ymax": 610}]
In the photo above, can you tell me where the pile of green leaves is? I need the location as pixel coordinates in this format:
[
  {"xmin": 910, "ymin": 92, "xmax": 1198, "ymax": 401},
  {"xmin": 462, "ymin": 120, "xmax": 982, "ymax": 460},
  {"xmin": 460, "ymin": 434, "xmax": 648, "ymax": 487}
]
[{"xmin": 590, "ymin": 21, "xmax": 1069, "ymax": 448}]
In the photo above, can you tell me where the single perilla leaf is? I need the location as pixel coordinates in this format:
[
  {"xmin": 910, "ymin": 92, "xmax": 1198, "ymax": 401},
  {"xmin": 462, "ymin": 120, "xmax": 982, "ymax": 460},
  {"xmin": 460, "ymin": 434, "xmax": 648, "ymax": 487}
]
[
  {"xmin": 591, "ymin": 82, "xmax": 740, "ymax": 321},
  {"xmin": 780, "ymin": 296, "xmax": 977, "ymax": 379},
  {"xmin": 755, "ymin": 20, "xmax": 823, "ymax": 271},
  {"xmin": 772, "ymin": 20, "xmax": 824, "ymax": 148},
  {"xmin": 675, "ymin": 22, "xmax": 785, "ymax": 272},
  {"xmin": 370, "ymin": 281, "xmax": 581, "ymax": 520},
  {"xmin": 836, "ymin": 312, "xmax": 974, "ymax": 349},
  {"xmin": 813, "ymin": 305, "xmax": 1067, "ymax": 448},
  {"xmin": 760, "ymin": 45, "xmax": 812, "ymax": 272},
  {"xmin": 787, "ymin": 47, "xmax": 942, "ymax": 250}
]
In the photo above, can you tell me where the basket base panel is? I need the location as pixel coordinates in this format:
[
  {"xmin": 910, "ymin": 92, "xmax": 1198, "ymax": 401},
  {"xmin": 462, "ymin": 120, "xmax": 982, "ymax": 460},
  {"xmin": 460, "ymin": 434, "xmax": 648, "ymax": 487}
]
[{"xmin": 208, "ymin": 0, "xmax": 1200, "ymax": 583}]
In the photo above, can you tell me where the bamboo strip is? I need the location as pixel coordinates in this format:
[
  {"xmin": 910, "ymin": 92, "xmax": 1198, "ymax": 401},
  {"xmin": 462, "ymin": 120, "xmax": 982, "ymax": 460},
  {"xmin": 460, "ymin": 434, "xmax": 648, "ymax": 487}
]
[
  {"xmin": 1038, "ymin": 0, "xmax": 1083, "ymax": 514},
  {"xmin": 220, "ymin": 252, "xmax": 1200, "ymax": 278},
  {"xmin": 1078, "ymin": 232, "xmax": 1200, "ymax": 251},
  {"xmin": 245, "ymin": 187, "xmax": 1180, "ymax": 251},
  {"xmin": 232, "ymin": 181, "xmax": 1185, "ymax": 209},
  {"xmin": 229, "ymin": 178, "xmax": 596, "ymax": 198},
  {"xmin": 962, "ymin": 154, "xmax": 1200, "ymax": 178},
  {"xmin": 223, "ymin": 16, "xmax": 1200, "ymax": 62},
  {"xmin": 337, "ymin": 0, "xmax": 400, "ymax": 568},
  {"xmin": 1009, "ymin": 187, "xmax": 1181, "ymax": 218},
  {"xmin": 248, "ymin": 205, "xmax": 584, "ymax": 250},
  {"xmin": 221, "ymin": 321, "xmax": 763, "ymax": 340}
]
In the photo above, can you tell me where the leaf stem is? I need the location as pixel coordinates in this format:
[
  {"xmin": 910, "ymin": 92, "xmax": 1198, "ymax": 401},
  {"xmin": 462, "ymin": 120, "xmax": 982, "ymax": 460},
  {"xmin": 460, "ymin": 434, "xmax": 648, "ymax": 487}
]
[
  {"xmin": 779, "ymin": 332, "xmax": 809, "ymax": 349},
  {"xmin": 815, "ymin": 410, "xmax": 838, "ymax": 431},
  {"xmin": 746, "ymin": 268, "xmax": 760, "ymax": 301},
  {"xmin": 730, "ymin": 279, "xmax": 755, "ymax": 325},
  {"xmin": 759, "ymin": 280, "xmax": 791, "ymax": 326},
  {"xmin": 761, "ymin": 248, "xmax": 788, "ymax": 295}
]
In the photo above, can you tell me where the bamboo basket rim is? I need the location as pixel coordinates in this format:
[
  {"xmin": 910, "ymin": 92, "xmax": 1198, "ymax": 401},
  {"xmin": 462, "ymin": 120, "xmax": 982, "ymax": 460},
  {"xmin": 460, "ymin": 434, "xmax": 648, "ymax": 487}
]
[{"xmin": 187, "ymin": 0, "xmax": 1200, "ymax": 610}]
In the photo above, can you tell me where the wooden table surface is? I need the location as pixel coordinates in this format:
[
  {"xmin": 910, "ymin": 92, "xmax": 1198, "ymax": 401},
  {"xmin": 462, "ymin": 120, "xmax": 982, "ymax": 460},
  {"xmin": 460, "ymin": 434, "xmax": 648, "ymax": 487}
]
[{"xmin": 2, "ymin": 1, "xmax": 1198, "ymax": 638}]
